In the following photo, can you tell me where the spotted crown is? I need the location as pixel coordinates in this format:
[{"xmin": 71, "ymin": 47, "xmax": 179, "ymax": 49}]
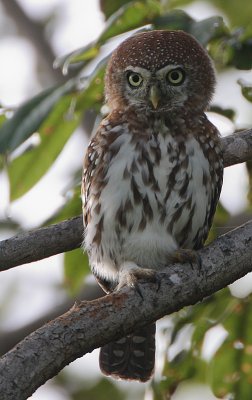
[{"xmin": 105, "ymin": 30, "xmax": 216, "ymax": 113}]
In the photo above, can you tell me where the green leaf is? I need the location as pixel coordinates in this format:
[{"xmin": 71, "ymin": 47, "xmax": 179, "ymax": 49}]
[
  {"xmin": 76, "ymin": 64, "xmax": 106, "ymax": 111},
  {"xmin": 210, "ymin": 0, "xmax": 252, "ymax": 28},
  {"xmin": 165, "ymin": 0, "xmax": 195, "ymax": 8},
  {"xmin": 7, "ymin": 62, "xmax": 105, "ymax": 200},
  {"xmin": 54, "ymin": 44, "xmax": 100, "ymax": 75},
  {"xmin": 210, "ymin": 296, "xmax": 252, "ymax": 399},
  {"xmin": 98, "ymin": 0, "xmax": 161, "ymax": 44},
  {"xmin": 157, "ymin": 291, "xmax": 235, "ymax": 397},
  {"xmin": 238, "ymin": 79, "xmax": 252, "ymax": 102},
  {"xmin": 0, "ymin": 112, "xmax": 7, "ymax": 129},
  {"xmin": 99, "ymin": 0, "xmax": 133, "ymax": 19},
  {"xmin": 210, "ymin": 105, "xmax": 236, "ymax": 121},
  {"xmin": 64, "ymin": 248, "xmax": 90, "ymax": 295},
  {"xmin": 154, "ymin": 9, "xmax": 194, "ymax": 32},
  {"xmin": 209, "ymin": 28, "xmax": 252, "ymax": 70},
  {"xmin": 154, "ymin": 11, "xmax": 228, "ymax": 46},
  {"xmin": 8, "ymin": 94, "xmax": 81, "ymax": 200},
  {"xmin": 158, "ymin": 350, "xmax": 207, "ymax": 398},
  {"xmin": 71, "ymin": 377, "xmax": 127, "ymax": 400},
  {"xmin": 0, "ymin": 82, "xmax": 75, "ymax": 154},
  {"xmin": 171, "ymin": 290, "xmax": 232, "ymax": 349}
]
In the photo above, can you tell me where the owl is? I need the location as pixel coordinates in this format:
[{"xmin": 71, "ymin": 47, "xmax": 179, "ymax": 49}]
[{"xmin": 82, "ymin": 30, "xmax": 223, "ymax": 382}]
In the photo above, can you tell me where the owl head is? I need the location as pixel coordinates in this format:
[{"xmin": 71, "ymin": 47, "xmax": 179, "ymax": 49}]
[{"xmin": 105, "ymin": 30, "xmax": 216, "ymax": 115}]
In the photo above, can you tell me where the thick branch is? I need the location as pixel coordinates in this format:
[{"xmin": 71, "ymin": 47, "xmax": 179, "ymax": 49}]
[
  {"xmin": 0, "ymin": 129, "xmax": 252, "ymax": 271},
  {"xmin": 222, "ymin": 128, "xmax": 252, "ymax": 167},
  {"xmin": 0, "ymin": 221, "xmax": 251, "ymax": 399}
]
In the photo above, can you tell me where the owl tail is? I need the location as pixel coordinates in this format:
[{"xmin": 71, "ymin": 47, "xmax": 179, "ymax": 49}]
[{"xmin": 99, "ymin": 323, "xmax": 156, "ymax": 382}]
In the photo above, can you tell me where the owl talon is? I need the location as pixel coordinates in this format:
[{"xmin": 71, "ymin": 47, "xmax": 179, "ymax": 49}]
[
  {"xmin": 170, "ymin": 249, "xmax": 202, "ymax": 273},
  {"xmin": 116, "ymin": 262, "xmax": 158, "ymax": 298}
]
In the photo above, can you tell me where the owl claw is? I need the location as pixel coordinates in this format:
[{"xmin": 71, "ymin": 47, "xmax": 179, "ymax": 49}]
[
  {"xmin": 170, "ymin": 249, "xmax": 202, "ymax": 274},
  {"xmin": 116, "ymin": 262, "xmax": 159, "ymax": 298}
]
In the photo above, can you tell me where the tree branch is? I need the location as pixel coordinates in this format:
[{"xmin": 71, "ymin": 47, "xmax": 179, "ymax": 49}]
[
  {"xmin": 0, "ymin": 129, "xmax": 252, "ymax": 271},
  {"xmin": 0, "ymin": 220, "xmax": 251, "ymax": 399},
  {"xmin": 222, "ymin": 128, "xmax": 252, "ymax": 167},
  {"xmin": 0, "ymin": 216, "xmax": 83, "ymax": 271}
]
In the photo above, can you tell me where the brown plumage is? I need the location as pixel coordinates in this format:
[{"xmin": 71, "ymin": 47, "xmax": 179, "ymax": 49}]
[{"xmin": 82, "ymin": 30, "xmax": 223, "ymax": 382}]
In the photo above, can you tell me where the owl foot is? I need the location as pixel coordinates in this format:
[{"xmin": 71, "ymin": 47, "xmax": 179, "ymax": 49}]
[
  {"xmin": 116, "ymin": 262, "xmax": 159, "ymax": 298},
  {"xmin": 170, "ymin": 249, "xmax": 202, "ymax": 272}
]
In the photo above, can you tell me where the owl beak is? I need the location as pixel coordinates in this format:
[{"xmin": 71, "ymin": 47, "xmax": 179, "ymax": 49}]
[{"xmin": 149, "ymin": 86, "xmax": 161, "ymax": 109}]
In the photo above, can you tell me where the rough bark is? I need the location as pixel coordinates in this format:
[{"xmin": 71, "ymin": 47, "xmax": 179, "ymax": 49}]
[
  {"xmin": 0, "ymin": 129, "xmax": 252, "ymax": 272},
  {"xmin": 222, "ymin": 128, "xmax": 252, "ymax": 167},
  {"xmin": 0, "ymin": 216, "xmax": 83, "ymax": 271},
  {"xmin": 0, "ymin": 221, "xmax": 251, "ymax": 400}
]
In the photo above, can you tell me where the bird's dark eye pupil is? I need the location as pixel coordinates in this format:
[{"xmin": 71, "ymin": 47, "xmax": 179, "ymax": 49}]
[
  {"xmin": 171, "ymin": 71, "xmax": 179, "ymax": 80},
  {"xmin": 132, "ymin": 74, "xmax": 139, "ymax": 82}
]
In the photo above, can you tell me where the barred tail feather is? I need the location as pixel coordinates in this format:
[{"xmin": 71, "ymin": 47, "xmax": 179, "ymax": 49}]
[{"xmin": 99, "ymin": 323, "xmax": 156, "ymax": 382}]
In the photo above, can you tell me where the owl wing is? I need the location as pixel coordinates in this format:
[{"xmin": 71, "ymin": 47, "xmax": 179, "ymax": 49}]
[
  {"xmin": 194, "ymin": 122, "xmax": 224, "ymax": 249},
  {"xmin": 81, "ymin": 124, "xmax": 118, "ymax": 294},
  {"xmin": 82, "ymin": 135, "xmax": 102, "ymax": 228}
]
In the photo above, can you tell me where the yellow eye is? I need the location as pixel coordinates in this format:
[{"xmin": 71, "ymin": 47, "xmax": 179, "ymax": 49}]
[
  {"xmin": 127, "ymin": 72, "xmax": 143, "ymax": 87},
  {"xmin": 167, "ymin": 68, "xmax": 185, "ymax": 86}
]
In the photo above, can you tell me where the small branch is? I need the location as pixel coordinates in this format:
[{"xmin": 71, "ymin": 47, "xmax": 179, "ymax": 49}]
[
  {"xmin": 0, "ymin": 221, "xmax": 251, "ymax": 400},
  {"xmin": 0, "ymin": 129, "xmax": 252, "ymax": 271},
  {"xmin": 0, "ymin": 216, "xmax": 83, "ymax": 271}
]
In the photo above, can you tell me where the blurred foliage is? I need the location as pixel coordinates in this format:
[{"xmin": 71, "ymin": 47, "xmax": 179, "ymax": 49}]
[
  {"xmin": 0, "ymin": 0, "xmax": 252, "ymax": 399},
  {"xmin": 210, "ymin": 295, "xmax": 252, "ymax": 399},
  {"xmin": 100, "ymin": 0, "xmax": 132, "ymax": 19},
  {"xmin": 55, "ymin": 374, "xmax": 129, "ymax": 400},
  {"xmin": 152, "ymin": 291, "xmax": 252, "ymax": 399},
  {"xmin": 64, "ymin": 248, "xmax": 90, "ymax": 295},
  {"xmin": 238, "ymin": 80, "xmax": 252, "ymax": 103}
]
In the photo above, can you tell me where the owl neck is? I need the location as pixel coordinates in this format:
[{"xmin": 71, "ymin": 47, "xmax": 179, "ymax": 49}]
[
  {"xmin": 123, "ymin": 105, "xmax": 202, "ymax": 123},
  {"xmin": 109, "ymin": 107, "xmax": 206, "ymax": 135}
]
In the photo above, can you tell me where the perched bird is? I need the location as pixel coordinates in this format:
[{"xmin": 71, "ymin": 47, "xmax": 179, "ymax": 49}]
[{"xmin": 82, "ymin": 30, "xmax": 223, "ymax": 382}]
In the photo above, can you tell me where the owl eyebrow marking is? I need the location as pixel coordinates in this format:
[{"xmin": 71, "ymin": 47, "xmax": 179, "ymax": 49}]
[
  {"xmin": 155, "ymin": 64, "xmax": 185, "ymax": 77},
  {"xmin": 124, "ymin": 65, "xmax": 151, "ymax": 77}
]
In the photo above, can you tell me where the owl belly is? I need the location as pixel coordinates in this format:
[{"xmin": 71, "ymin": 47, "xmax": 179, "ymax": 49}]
[{"xmin": 85, "ymin": 131, "xmax": 212, "ymax": 283}]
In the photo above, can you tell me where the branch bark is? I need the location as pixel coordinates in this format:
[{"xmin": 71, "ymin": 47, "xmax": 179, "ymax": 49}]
[
  {"xmin": 0, "ymin": 216, "xmax": 83, "ymax": 271},
  {"xmin": 0, "ymin": 220, "xmax": 252, "ymax": 399},
  {"xmin": 222, "ymin": 128, "xmax": 252, "ymax": 167},
  {"xmin": 0, "ymin": 129, "xmax": 252, "ymax": 271}
]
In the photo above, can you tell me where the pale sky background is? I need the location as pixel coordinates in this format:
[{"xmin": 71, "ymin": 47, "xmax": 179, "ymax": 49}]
[{"xmin": 0, "ymin": 1, "xmax": 251, "ymax": 399}]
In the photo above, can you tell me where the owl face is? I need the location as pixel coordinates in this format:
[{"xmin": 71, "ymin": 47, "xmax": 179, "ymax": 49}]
[
  {"xmin": 105, "ymin": 30, "xmax": 216, "ymax": 115},
  {"xmin": 122, "ymin": 63, "xmax": 188, "ymax": 113}
]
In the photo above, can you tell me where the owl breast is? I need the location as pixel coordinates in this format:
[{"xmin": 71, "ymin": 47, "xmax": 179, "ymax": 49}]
[{"xmin": 83, "ymin": 114, "xmax": 222, "ymax": 285}]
